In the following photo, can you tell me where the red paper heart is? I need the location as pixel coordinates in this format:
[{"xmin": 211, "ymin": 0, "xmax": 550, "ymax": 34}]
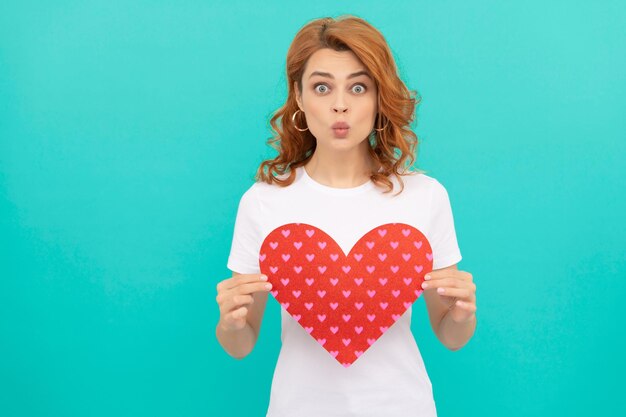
[{"xmin": 259, "ymin": 222, "xmax": 433, "ymax": 367}]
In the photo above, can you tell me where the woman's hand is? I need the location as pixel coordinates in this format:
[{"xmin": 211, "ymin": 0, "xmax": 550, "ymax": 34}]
[
  {"xmin": 421, "ymin": 269, "xmax": 477, "ymax": 323},
  {"xmin": 216, "ymin": 273, "xmax": 273, "ymax": 332}
]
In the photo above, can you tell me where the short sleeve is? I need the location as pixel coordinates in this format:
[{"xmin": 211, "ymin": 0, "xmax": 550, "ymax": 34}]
[
  {"xmin": 429, "ymin": 180, "xmax": 463, "ymax": 270},
  {"xmin": 226, "ymin": 185, "xmax": 262, "ymax": 274}
]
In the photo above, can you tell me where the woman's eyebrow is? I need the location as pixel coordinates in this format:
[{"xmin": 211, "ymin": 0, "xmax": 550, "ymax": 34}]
[{"xmin": 308, "ymin": 70, "xmax": 371, "ymax": 80}]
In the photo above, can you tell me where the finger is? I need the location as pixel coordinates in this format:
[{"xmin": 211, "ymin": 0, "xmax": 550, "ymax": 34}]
[
  {"xmin": 231, "ymin": 306, "xmax": 248, "ymax": 319},
  {"xmin": 424, "ymin": 271, "xmax": 451, "ymax": 280},
  {"xmin": 423, "ymin": 279, "xmax": 474, "ymax": 292},
  {"xmin": 237, "ymin": 281, "xmax": 273, "ymax": 296},
  {"xmin": 220, "ymin": 293, "xmax": 255, "ymax": 315},
  {"xmin": 421, "ymin": 278, "xmax": 459, "ymax": 290},
  {"xmin": 221, "ymin": 273, "xmax": 268, "ymax": 291},
  {"xmin": 454, "ymin": 300, "xmax": 477, "ymax": 313},
  {"xmin": 222, "ymin": 307, "xmax": 248, "ymax": 329},
  {"xmin": 426, "ymin": 271, "xmax": 471, "ymax": 282},
  {"xmin": 434, "ymin": 287, "xmax": 473, "ymax": 299},
  {"xmin": 217, "ymin": 281, "xmax": 271, "ymax": 314},
  {"xmin": 441, "ymin": 280, "xmax": 475, "ymax": 291}
]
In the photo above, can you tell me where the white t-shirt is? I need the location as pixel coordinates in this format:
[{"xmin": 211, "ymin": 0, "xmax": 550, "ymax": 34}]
[{"xmin": 227, "ymin": 165, "xmax": 462, "ymax": 417}]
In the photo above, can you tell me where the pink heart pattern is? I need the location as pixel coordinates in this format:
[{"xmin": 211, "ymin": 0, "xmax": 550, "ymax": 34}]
[{"xmin": 259, "ymin": 222, "xmax": 433, "ymax": 367}]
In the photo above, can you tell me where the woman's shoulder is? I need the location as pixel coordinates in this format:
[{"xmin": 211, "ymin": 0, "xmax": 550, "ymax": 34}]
[
  {"xmin": 397, "ymin": 168, "xmax": 439, "ymax": 186},
  {"xmin": 243, "ymin": 169, "xmax": 294, "ymax": 199},
  {"xmin": 393, "ymin": 169, "xmax": 453, "ymax": 200},
  {"xmin": 252, "ymin": 167, "xmax": 297, "ymax": 188}
]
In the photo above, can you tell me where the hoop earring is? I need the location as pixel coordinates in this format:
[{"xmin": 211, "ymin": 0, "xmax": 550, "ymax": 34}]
[
  {"xmin": 292, "ymin": 109, "xmax": 309, "ymax": 132},
  {"xmin": 374, "ymin": 113, "xmax": 389, "ymax": 132}
]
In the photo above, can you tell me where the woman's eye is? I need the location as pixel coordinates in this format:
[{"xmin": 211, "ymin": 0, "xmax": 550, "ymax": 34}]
[
  {"xmin": 313, "ymin": 83, "xmax": 367, "ymax": 94},
  {"xmin": 352, "ymin": 84, "xmax": 366, "ymax": 94},
  {"xmin": 314, "ymin": 84, "xmax": 329, "ymax": 94}
]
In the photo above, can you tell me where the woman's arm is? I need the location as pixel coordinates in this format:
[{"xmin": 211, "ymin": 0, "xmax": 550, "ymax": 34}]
[
  {"xmin": 216, "ymin": 319, "xmax": 258, "ymax": 359},
  {"xmin": 215, "ymin": 271, "xmax": 271, "ymax": 359},
  {"xmin": 422, "ymin": 264, "xmax": 477, "ymax": 351}
]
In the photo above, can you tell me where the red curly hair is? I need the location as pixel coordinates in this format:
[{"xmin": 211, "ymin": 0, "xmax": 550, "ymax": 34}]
[{"xmin": 255, "ymin": 15, "xmax": 425, "ymax": 195}]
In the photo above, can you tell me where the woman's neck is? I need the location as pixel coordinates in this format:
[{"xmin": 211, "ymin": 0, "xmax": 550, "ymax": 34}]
[{"xmin": 303, "ymin": 150, "xmax": 377, "ymax": 189}]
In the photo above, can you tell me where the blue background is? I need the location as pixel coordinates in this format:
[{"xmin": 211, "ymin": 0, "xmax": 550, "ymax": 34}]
[{"xmin": 1, "ymin": 1, "xmax": 624, "ymax": 416}]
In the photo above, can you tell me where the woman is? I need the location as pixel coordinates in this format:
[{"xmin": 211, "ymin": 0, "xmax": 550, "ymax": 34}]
[{"xmin": 216, "ymin": 15, "xmax": 477, "ymax": 416}]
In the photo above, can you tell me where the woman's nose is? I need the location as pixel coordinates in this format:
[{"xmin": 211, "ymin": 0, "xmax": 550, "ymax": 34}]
[
  {"xmin": 332, "ymin": 91, "xmax": 348, "ymax": 113},
  {"xmin": 333, "ymin": 105, "xmax": 348, "ymax": 113}
]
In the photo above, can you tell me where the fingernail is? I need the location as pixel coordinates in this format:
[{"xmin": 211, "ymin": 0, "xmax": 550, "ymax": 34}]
[
  {"xmin": 422, "ymin": 282, "xmax": 429, "ymax": 289},
  {"xmin": 265, "ymin": 283, "xmax": 272, "ymax": 290},
  {"xmin": 425, "ymin": 274, "xmax": 431, "ymax": 280},
  {"xmin": 260, "ymin": 275, "xmax": 268, "ymax": 281},
  {"xmin": 437, "ymin": 287, "xmax": 445, "ymax": 294}
]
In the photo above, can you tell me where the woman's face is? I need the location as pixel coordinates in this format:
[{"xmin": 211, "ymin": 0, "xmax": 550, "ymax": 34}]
[{"xmin": 294, "ymin": 48, "xmax": 378, "ymax": 150}]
